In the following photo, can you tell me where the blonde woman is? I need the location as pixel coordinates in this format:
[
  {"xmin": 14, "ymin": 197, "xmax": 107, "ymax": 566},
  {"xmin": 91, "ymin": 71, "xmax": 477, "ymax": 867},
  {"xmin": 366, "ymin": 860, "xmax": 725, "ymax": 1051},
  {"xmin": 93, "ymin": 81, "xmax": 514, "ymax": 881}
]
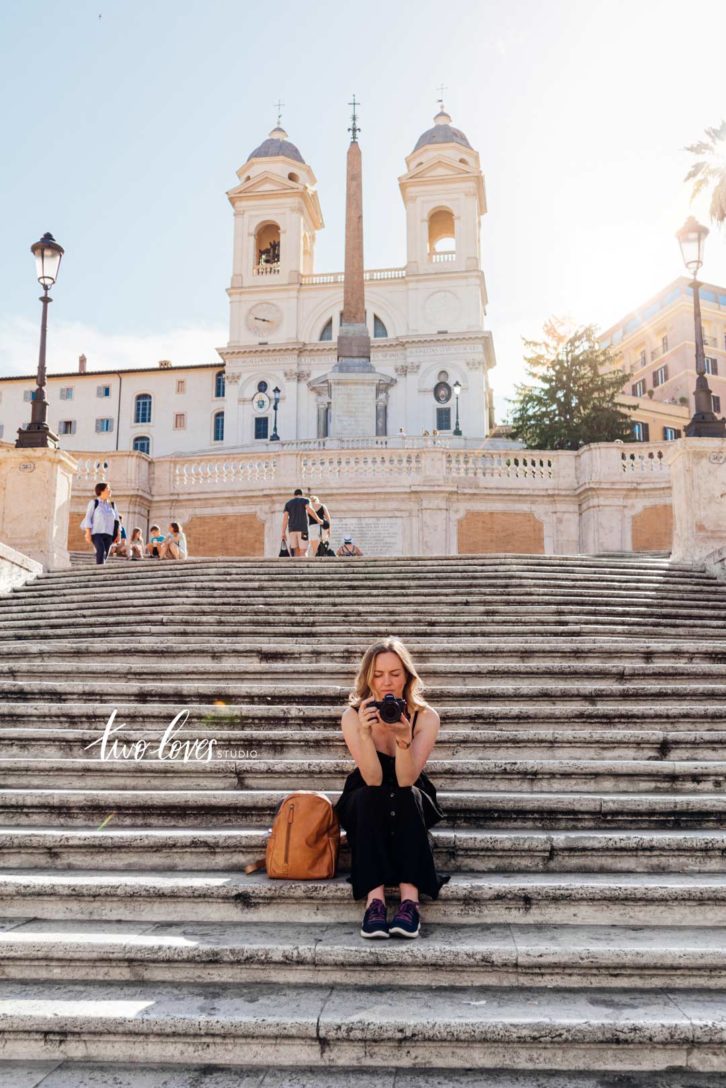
[
  {"xmin": 308, "ymin": 494, "xmax": 331, "ymax": 556},
  {"xmin": 334, "ymin": 637, "xmax": 449, "ymax": 940}
]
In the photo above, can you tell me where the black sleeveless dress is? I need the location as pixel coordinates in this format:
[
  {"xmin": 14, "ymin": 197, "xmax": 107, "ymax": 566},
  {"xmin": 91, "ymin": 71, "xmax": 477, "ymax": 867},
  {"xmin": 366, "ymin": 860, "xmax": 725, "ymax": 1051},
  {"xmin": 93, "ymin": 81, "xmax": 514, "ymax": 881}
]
[{"xmin": 334, "ymin": 710, "xmax": 450, "ymax": 901}]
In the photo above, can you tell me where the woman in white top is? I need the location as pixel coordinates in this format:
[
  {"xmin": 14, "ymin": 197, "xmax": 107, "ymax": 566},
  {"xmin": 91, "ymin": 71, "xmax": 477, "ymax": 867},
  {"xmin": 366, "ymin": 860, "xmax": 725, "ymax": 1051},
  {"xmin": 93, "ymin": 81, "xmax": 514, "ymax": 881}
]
[{"xmin": 159, "ymin": 521, "xmax": 188, "ymax": 560}]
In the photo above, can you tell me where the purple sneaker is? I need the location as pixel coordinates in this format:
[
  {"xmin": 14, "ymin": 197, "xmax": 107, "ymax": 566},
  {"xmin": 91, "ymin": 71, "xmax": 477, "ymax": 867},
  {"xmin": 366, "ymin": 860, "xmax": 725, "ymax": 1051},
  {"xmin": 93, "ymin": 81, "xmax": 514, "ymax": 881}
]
[
  {"xmin": 361, "ymin": 897, "xmax": 389, "ymax": 939},
  {"xmin": 389, "ymin": 898, "xmax": 420, "ymax": 938}
]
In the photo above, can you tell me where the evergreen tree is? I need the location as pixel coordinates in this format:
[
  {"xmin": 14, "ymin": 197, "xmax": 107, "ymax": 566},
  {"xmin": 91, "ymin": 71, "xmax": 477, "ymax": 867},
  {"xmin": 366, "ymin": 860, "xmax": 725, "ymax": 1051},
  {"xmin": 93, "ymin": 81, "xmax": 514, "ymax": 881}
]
[{"xmin": 508, "ymin": 320, "xmax": 635, "ymax": 451}]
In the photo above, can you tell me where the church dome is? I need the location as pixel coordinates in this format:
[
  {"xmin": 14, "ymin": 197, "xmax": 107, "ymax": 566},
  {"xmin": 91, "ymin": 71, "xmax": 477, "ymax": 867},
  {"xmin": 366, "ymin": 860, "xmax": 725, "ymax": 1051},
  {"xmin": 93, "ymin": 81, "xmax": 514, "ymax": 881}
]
[
  {"xmin": 248, "ymin": 126, "xmax": 305, "ymax": 164},
  {"xmin": 413, "ymin": 109, "xmax": 471, "ymax": 153}
]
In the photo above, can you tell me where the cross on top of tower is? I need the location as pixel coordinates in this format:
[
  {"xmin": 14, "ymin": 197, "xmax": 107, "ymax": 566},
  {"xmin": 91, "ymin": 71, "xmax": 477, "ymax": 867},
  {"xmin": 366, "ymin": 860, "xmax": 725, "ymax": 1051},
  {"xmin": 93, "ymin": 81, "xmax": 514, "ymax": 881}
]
[
  {"xmin": 348, "ymin": 95, "xmax": 360, "ymax": 142},
  {"xmin": 436, "ymin": 83, "xmax": 447, "ymax": 112},
  {"xmin": 274, "ymin": 99, "xmax": 284, "ymax": 127}
]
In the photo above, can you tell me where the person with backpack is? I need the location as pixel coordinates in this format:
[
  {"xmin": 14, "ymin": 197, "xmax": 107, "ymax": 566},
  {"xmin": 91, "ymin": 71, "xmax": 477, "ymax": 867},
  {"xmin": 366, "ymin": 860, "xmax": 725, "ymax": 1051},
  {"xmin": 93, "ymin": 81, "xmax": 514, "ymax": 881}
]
[
  {"xmin": 334, "ymin": 637, "xmax": 449, "ymax": 939},
  {"xmin": 336, "ymin": 535, "xmax": 363, "ymax": 557},
  {"xmin": 80, "ymin": 482, "xmax": 121, "ymax": 566}
]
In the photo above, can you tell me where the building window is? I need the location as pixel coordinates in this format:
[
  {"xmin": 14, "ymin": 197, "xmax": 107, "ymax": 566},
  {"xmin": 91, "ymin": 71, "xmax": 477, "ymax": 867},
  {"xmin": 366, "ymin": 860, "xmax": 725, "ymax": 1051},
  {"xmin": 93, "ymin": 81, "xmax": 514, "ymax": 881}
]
[
  {"xmin": 23, "ymin": 389, "xmax": 35, "ymax": 402},
  {"xmin": 705, "ymin": 357, "xmax": 719, "ymax": 376},
  {"xmin": 59, "ymin": 386, "xmax": 74, "ymax": 400},
  {"xmin": 653, "ymin": 364, "xmax": 668, "ymax": 387},
  {"xmin": 257, "ymin": 380, "xmax": 268, "ymax": 393},
  {"xmin": 254, "ymin": 222, "xmax": 281, "ymax": 270},
  {"xmin": 255, "ymin": 416, "xmax": 269, "ymax": 440},
  {"xmin": 214, "ymin": 370, "xmax": 225, "ymax": 398},
  {"xmin": 176, "ymin": 379, "xmax": 186, "ymax": 394},
  {"xmin": 661, "ymin": 334, "xmax": 669, "ymax": 354},
  {"xmin": 213, "ymin": 410, "xmax": 224, "ymax": 442},
  {"xmin": 319, "ymin": 318, "xmax": 333, "ymax": 341},
  {"xmin": 713, "ymin": 395, "xmax": 722, "ymax": 414},
  {"xmin": 373, "ymin": 314, "xmax": 388, "ymax": 339},
  {"xmin": 97, "ymin": 385, "xmax": 111, "ymax": 398},
  {"xmin": 632, "ymin": 421, "xmax": 650, "ymax": 442},
  {"xmin": 436, "ymin": 407, "xmax": 452, "ymax": 431},
  {"xmin": 427, "ymin": 208, "xmax": 455, "ymax": 255},
  {"xmin": 174, "ymin": 412, "xmax": 186, "ymax": 430},
  {"xmin": 134, "ymin": 393, "xmax": 152, "ymax": 424},
  {"xmin": 95, "ymin": 418, "xmax": 114, "ymax": 433},
  {"xmin": 132, "ymin": 435, "xmax": 150, "ymax": 454},
  {"xmin": 638, "ymin": 349, "xmax": 646, "ymax": 368},
  {"xmin": 632, "ymin": 380, "xmax": 646, "ymax": 398},
  {"xmin": 58, "ymin": 420, "xmax": 76, "ymax": 435},
  {"xmin": 0, "ymin": 424, "xmax": 4, "ymax": 439},
  {"xmin": 663, "ymin": 426, "xmax": 681, "ymax": 441}
]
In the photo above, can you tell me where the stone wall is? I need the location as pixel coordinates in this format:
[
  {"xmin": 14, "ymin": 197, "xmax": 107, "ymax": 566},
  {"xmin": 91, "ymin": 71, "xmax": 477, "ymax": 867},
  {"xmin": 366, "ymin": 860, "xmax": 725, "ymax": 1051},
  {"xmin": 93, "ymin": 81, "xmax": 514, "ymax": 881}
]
[
  {"xmin": 184, "ymin": 514, "xmax": 265, "ymax": 557},
  {"xmin": 631, "ymin": 504, "xmax": 673, "ymax": 552},
  {"xmin": 458, "ymin": 511, "xmax": 545, "ymax": 554},
  {"xmin": 0, "ymin": 540, "xmax": 43, "ymax": 596}
]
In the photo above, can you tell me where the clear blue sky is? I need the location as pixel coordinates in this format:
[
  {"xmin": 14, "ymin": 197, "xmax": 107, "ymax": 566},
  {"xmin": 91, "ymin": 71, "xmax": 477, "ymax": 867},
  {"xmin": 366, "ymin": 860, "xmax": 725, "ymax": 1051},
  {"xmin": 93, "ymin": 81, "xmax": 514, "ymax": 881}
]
[{"xmin": 2, "ymin": 0, "xmax": 725, "ymax": 418}]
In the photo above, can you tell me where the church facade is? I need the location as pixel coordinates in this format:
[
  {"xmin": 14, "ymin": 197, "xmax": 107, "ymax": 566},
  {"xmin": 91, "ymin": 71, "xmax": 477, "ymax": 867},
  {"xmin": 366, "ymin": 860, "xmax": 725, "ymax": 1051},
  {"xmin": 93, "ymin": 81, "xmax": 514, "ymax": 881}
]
[{"xmin": 0, "ymin": 108, "xmax": 496, "ymax": 455}]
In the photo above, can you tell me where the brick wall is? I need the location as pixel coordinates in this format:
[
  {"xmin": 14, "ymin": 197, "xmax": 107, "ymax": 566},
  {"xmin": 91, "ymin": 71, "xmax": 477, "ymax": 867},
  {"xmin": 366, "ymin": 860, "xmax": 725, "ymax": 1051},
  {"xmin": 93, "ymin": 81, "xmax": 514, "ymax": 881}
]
[
  {"xmin": 631, "ymin": 504, "xmax": 673, "ymax": 552},
  {"xmin": 458, "ymin": 511, "xmax": 545, "ymax": 554},
  {"xmin": 183, "ymin": 514, "xmax": 265, "ymax": 557}
]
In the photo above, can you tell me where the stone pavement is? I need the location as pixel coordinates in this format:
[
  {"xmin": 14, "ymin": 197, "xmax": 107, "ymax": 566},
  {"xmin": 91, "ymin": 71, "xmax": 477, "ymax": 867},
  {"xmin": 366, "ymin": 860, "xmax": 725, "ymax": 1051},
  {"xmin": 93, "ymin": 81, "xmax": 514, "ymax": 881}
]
[{"xmin": 0, "ymin": 552, "xmax": 726, "ymax": 1084}]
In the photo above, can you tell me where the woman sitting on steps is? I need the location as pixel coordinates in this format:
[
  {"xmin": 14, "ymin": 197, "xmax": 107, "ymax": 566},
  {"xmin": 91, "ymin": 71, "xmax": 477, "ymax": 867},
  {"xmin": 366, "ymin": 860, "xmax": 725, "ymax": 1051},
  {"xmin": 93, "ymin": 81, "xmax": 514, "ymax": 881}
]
[{"xmin": 334, "ymin": 637, "xmax": 449, "ymax": 939}]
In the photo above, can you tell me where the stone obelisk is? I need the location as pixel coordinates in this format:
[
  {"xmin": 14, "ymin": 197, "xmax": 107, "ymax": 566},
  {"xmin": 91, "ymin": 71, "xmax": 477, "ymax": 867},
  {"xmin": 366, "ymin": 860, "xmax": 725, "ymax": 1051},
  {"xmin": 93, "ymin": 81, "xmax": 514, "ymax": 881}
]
[{"xmin": 328, "ymin": 97, "xmax": 379, "ymax": 437}]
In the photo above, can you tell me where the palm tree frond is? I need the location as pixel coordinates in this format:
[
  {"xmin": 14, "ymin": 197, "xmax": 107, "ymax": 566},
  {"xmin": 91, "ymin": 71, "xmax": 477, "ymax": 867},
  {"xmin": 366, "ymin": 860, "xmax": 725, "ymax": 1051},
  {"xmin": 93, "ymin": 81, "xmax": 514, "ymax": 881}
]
[{"xmin": 684, "ymin": 161, "xmax": 707, "ymax": 182}]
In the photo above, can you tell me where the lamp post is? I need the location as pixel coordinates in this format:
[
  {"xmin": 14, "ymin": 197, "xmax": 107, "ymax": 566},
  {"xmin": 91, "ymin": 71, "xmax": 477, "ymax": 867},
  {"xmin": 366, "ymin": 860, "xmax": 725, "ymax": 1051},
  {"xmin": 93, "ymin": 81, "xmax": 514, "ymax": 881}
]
[
  {"xmin": 16, "ymin": 232, "xmax": 64, "ymax": 449},
  {"xmin": 676, "ymin": 216, "xmax": 726, "ymax": 438},
  {"xmin": 270, "ymin": 385, "xmax": 281, "ymax": 441},
  {"xmin": 453, "ymin": 379, "xmax": 462, "ymax": 436}
]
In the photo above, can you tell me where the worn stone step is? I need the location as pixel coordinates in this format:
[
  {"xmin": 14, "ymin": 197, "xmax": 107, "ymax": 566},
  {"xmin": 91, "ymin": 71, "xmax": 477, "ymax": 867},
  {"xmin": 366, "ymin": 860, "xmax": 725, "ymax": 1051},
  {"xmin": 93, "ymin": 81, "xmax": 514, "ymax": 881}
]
[
  {"xmin": 2, "ymin": 637, "xmax": 725, "ymax": 665},
  {"xmin": 4, "ymin": 757, "xmax": 726, "ymax": 794},
  {"xmin": 3, "ymin": 679, "xmax": 726, "ymax": 708},
  {"xmin": 2, "ymin": 701, "xmax": 725, "ymax": 731},
  {"xmin": 3, "ymin": 726, "xmax": 723, "ymax": 761},
  {"xmin": 6, "ymin": 660, "xmax": 726, "ymax": 687},
  {"xmin": 1, "ymin": 919, "xmax": 725, "ymax": 989},
  {"xmin": 2, "ymin": 787, "xmax": 726, "ymax": 829},
  {"xmin": 1, "ymin": 826, "xmax": 726, "ymax": 874},
  {"xmin": 0, "ymin": 978, "xmax": 724, "ymax": 1069},
  {"xmin": 0, "ymin": 1066, "xmax": 720, "ymax": 1088},
  {"xmin": 6, "ymin": 869, "xmax": 726, "ymax": 926}
]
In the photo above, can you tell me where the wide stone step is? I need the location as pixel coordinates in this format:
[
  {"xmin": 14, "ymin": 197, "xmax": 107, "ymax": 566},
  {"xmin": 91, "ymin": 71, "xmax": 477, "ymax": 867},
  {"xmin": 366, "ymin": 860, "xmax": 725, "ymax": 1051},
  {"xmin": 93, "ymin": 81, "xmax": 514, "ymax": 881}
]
[
  {"xmin": 3, "ymin": 701, "xmax": 726, "ymax": 732},
  {"xmin": 6, "ymin": 660, "xmax": 726, "ymax": 687},
  {"xmin": 2, "ymin": 787, "xmax": 726, "ymax": 829},
  {"xmin": 6, "ymin": 869, "xmax": 726, "ymax": 925},
  {"xmin": 3, "ymin": 726, "xmax": 724, "ymax": 761},
  {"xmin": 3, "ymin": 680, "xmax": 726, "ymax": 708},
  {"xmin": 0, "ymin": 1066, "xmax": 720, "ymax": 1088},
  {"xmin": 3, "ymin": 757, "xmax": 726, "ymax": 794},
  {"xmin": 2, "ymin": 637, "xmax": 725, "ymax": 665},
  {"xmin": 0, "ymin": 977, "xmax": 724, "ymax": 1069},
  {"xmin": 1, "ymin": 918, "xmax": 725, "ymax": 989},
  {"xmin": 2, "ymin": 825, "xmax": 726, "ymax": 874}
]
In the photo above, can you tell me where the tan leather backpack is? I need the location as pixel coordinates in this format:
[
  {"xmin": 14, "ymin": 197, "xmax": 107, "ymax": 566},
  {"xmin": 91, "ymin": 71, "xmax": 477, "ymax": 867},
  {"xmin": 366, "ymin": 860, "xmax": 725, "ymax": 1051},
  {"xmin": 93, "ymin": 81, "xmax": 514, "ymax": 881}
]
[{"xmin": 245, "ymin": 790, "xmax": 342, "ymax": 879}]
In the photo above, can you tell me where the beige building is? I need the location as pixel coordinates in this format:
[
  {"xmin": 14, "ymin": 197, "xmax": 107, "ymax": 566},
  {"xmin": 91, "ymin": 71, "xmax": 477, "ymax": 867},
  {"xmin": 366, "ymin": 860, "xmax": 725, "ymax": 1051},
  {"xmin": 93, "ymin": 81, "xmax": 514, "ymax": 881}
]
[{"xmin": 602, "ymin": 277, "xmax": 726, "ymax": 441}]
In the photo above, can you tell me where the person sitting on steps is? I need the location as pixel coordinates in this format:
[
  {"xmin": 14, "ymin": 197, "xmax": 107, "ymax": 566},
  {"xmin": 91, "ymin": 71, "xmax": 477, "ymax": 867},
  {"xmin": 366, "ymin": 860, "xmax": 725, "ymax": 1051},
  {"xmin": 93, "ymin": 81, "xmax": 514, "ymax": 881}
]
[{"xmin": 334, "ymin": 637, "xmax": 449, "ymax": 940}]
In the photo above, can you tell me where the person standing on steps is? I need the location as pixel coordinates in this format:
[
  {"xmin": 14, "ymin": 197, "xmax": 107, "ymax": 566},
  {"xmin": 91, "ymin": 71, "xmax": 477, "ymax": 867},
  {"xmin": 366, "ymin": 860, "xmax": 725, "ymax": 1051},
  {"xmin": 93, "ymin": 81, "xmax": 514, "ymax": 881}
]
[
  {"xmin": 281, "ymin": 488, "xmax": 322, "ymax": 558},
  {"xmin": 308, "ymin": 494, "xmax": 332, "ymax": 556},
  {"xmin": 80, "ymin": 481, "xmax": 121, "ymax": 566},
  {"xmin": 334, "ymin": 637, "xmax": 449, "ymax": 939}
]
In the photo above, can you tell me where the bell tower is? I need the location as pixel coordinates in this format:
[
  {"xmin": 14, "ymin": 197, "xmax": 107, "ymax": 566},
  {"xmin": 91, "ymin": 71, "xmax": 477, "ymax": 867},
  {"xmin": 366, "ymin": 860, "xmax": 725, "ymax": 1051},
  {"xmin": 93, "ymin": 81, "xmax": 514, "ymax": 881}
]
[{"xmin": 399, "ymin": 104, "xmax": 486, "ymax": 276}]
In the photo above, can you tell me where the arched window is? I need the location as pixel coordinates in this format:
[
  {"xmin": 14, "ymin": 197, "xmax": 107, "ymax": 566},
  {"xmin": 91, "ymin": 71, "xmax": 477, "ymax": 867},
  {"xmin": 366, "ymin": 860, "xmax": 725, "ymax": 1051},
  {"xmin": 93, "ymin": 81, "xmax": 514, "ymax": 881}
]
[
  {"xmin": 132, "ymin": 435, "xmax": 150, "ymax": 454},
  {"xmin": 213, "ymin": 410, "xmax": 224, "ymax": 442},
  {"xmin": 134, "ymin": 394, "xmax": 152, "ymax": 424},
  {"xmin": 373, "ymin": 315, "xmax": 388, "ymax": 339},
  {"xmin": 428, "ymin": 208, "xmax": 456, "ymax": 256},
  {"xmin": 288, "ymin": 172, "xmax": 300, "ymax": 183},
  {"xmin": 319, "ymin": 317, "xmax": 333, "ymax": 341},
  {"xmin": 214, "ymin": 370, "xmax": 225, "ymax": 398},
  {"xmin": 254, "ymin": 222, "xmax": 281, "ymax": 272}
]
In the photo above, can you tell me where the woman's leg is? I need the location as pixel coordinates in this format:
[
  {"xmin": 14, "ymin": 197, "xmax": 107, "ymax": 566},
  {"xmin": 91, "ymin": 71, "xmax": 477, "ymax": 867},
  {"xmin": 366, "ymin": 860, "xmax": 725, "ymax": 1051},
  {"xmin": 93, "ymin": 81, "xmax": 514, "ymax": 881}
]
[
  {"xmin": 165, "ymin": 541, "xmax": 180, "ymax": 560},
  {"xmin": 399, "ymin": 882, "xmax": 419, "ymax": 903},
  {"xmin": 366, "ymin": 884, "xmax": 385, "ymax": 907}
]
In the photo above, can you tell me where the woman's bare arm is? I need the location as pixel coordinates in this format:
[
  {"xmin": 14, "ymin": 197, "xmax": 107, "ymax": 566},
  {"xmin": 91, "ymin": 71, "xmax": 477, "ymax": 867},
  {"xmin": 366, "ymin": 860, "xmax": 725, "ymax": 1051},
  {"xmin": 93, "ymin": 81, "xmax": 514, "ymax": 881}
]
[{"xmin": 394, "ymin": 706, "xmax": 440, "ymax": 787}]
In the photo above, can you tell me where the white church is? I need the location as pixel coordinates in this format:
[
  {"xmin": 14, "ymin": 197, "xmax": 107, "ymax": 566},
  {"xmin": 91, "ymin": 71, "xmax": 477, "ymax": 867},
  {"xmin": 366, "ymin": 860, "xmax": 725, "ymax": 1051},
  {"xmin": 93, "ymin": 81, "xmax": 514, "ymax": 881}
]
[{"xmin": 0, "ymin": 105, "xmax": 497, "ymax": 455}]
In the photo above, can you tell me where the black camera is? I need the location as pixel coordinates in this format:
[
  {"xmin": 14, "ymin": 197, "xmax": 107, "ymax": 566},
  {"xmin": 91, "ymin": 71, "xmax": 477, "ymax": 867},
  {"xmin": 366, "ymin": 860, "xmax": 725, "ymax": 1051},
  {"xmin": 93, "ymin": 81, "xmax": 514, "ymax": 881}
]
[{"xmin": 372, "ymin": 694, "xmax": 407, "ymax": 724}]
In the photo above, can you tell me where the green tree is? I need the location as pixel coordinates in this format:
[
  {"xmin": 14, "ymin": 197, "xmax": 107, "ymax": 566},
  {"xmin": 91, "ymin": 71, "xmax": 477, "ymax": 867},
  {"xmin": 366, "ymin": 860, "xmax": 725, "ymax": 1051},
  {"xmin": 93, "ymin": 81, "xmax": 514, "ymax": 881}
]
[
  {"xmin": 684, "ymin": 120, "xmax": 726, "ymax": 225},
  {"xmin": 508, "ymin": 321, "xmax": 635, "ymax": 451}
]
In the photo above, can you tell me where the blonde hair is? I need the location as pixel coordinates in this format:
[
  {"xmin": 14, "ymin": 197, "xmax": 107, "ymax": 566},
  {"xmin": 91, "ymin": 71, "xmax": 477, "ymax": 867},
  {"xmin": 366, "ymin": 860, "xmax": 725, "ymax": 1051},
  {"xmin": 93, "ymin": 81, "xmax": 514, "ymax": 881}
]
[{"xmin": 349, "ymin": 637, "xmax": 427, "ymax": 713}]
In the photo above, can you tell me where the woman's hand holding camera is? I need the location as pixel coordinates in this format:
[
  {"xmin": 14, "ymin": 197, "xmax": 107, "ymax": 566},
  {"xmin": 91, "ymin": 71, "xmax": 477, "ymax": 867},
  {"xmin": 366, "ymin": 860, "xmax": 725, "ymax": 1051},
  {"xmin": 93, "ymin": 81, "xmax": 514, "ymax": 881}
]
[{"xmin": 357, "ymin": 696, "xmax": 380, "ymax": 734}]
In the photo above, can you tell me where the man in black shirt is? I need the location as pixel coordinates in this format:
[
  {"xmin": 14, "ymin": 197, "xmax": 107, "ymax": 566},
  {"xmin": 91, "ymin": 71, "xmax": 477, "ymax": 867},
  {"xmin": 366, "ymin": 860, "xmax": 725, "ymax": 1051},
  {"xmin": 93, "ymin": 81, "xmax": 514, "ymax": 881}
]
[{"xmin": 282, "ymin": 489, "xmax": 322, "ymax": 558}]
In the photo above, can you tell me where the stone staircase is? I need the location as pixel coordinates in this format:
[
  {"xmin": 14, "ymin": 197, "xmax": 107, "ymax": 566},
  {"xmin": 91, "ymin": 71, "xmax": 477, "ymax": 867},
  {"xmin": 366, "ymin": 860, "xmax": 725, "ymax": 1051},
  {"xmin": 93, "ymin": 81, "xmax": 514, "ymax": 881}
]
[{"xmin": 1, "ymin": 552, "xmax": 726, "ymax": 1085}]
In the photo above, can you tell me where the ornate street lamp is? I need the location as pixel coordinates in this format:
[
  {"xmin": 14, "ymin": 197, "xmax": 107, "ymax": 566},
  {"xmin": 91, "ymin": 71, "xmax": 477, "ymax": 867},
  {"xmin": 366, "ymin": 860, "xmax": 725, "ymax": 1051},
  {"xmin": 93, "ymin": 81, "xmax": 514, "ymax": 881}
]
[
  {"xmin": 676, "ymin": 216, "xmax": 726, "ymax": 438},
  {"xmin": 453, "ymin": 379, "xmax": 462, "ymax": 436},
  {"xmin": 270, "ymin": 385, "xmax": 281, "ymax": 441},
  {"xmin": 16, "ymin": 232, "xmax": 64, "ymax": 449}
]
